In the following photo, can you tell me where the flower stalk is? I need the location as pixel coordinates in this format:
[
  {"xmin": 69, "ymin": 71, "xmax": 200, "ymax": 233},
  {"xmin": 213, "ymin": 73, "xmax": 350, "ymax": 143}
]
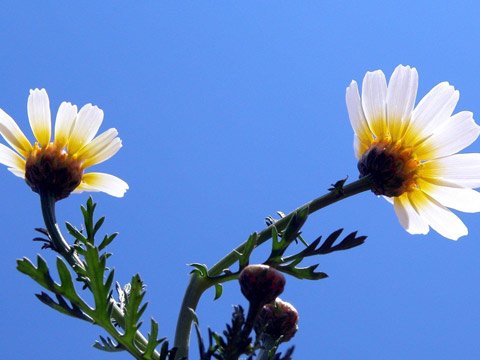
[{"xmin": 173, "ymin": 175, "xmax": 373, "ymax": 359}]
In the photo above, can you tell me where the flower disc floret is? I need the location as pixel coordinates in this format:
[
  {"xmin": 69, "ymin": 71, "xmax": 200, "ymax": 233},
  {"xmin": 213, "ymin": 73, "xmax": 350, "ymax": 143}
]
[
  {"xmin": 25, "ymin": 144, "xmax": 84, "ymax": 200},
  {"xmin": 358, "ymin": 137, "xmax": 419, "ymax": 197}
]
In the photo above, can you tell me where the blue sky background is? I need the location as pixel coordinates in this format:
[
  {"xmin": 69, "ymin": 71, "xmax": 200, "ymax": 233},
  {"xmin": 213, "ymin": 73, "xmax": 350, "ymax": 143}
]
[{"xmin": 1, "ymin": 1, "xmax": 480, "ymax": 359}]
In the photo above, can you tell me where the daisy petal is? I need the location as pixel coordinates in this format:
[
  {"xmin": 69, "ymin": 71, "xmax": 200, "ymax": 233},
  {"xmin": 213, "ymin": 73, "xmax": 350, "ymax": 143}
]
[
  {"xmin": 393, "ymin": 194, "xmax": 429, "ymax": 235},
  {"xmin": 8, "ymin": 167, "xmax": 25, "ymax": 178},
  {"xmin": 82, "ymin": 138, "xmax": 122, "ymax": 169},
  {"xmin": 80, "ymin": 172, "xmax": 128, "ymax": 197},
  {"xmin": 353, "ymin": 134, "xmax": 368, "ymax": 160},
  {"xmin": 415, "ymin": 111, "xmax": 480, "ymax": 160},
  {"xmin": 68, "ymin": 104, "xmax": 104, "ymax": 154},
  {"xmin": 407, "ymin": 82, "xmax": 459, "ymax": 144},
  {"xmin": 54, "ymin": 102, "xmax": 77, "ymax": 149},
  {"xmin": 76, "ymin": 128, "xmax": 118, "ymax": 159},
  {"xmin": 346, "ymin": 80, "xmax": 372, "ymax": 143},
  {"xmin": 362, "ymin": 70, "xmax": 387, "ymax": 138},
  {"xmin": 0, "ymin": 143, "xmax": 26, "ymax": 172},
  {"xmin": 386, "ymin": 65, "xmax": 418, "ymax": 139},
  {"xmin": 0, "ymin": 108, "xmax": 32, "ymax": 157},
  {"xmin": 421, "ymin": 154, "xmax": 480, "ymax": 188},
  {"xmin": 408, "ymin": 189, "xmax": 467, "ymax": 240},
  {"xmin": 417, "ymin": 178, "xmax": 480, "ymax": 213},
  {"xmin": 27, "ymin": 89, "xmax": 51, "ymax": 147}
]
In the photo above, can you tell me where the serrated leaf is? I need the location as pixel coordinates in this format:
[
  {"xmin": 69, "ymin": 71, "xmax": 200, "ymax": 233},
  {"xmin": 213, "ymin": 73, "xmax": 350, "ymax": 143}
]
[
  {"xmin": 143, "ymin": 318, "xmax": 165, "ymax": 360},
  {"xmin": 93, "ymin": 336, "xmax": 124, "ymax": 352},
  {"xmin": 278, "ymin": 263, "xmax": 328, "ymax": 280}
]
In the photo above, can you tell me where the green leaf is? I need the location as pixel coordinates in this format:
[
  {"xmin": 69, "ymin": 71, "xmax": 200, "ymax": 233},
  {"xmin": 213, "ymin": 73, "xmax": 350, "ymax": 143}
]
[
  {"xmin": 237, "ymin": 232, "xmax": 257, "ymax": 269},
  {"xmin": 278, "ymin": 263, "xmax": 328, "ymax": 280},
  {"xmin": 143, "ymin": 318, "xmax": 166, "ymax": 360},
  {"xmin": 98, "ymin": 233, "xmax": 118, "ymax": 251},
  {"xmin": 93, "ymin": 336, "xmax": 124, "ymax": 352},
  {"xmin": 214, "ymin": 284, "xmax": 223, "ymax": 301},
  {"xmin": 188, "ymin": 263, "xmax": 209, "ymax": 277}
]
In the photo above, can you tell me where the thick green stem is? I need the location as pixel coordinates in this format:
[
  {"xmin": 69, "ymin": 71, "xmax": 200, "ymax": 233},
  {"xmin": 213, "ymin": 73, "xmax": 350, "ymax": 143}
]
[
  {"xmin": 173, "ymin": 176, "xmax": 373, "ymax": 359},
  {"xmin": 39, "ymin": 192, "xmax": 156, "ymax": 359}
]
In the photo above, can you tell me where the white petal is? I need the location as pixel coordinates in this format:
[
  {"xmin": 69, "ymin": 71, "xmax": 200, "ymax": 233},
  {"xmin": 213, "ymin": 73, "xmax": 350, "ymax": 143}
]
[
  {"xmin": 386, "ymin": 65, "xmax": 418, "ymax": 139},
  {"xmin": 81, "ymin": 138, "xmax": 122, "ymax": 168},
  {"xmin": 76, "ymin": 128, "xmax": 118, "ymax": 159},
  {"xmin": 0, "ymin": 108, "xmax": 32, "ymax": 157},
  {"xmin": 421, "ymin": 154, "xmax": 480, "ymax": 188},
  {"xmin": 72, "ymin": 182, "xmax": 99, "ymax": 194},
  {"xmin": 408, "ymin": 189, "xmax": 467, "ymax": 240},
  {"xmin": 383, "ymin": 196, "xmax": 394, "ymax": 204},
  {"xmin": 393, "ymin": 194, "xmax": 429, "ymax": 234},
  {"xmin": 67, "ymin": 104, "xmax": 104, "ymax": 154},
  {"xmin": 80, "ymin": 172, "xmax": 128, "ymax": 197},
  {"xmin": 54, "ymin": 102, "xmax": 77, "ymax": 149},
  {"xmin": 8, "ymin": 167, "xmax": 25, "ymax": 178},
  {"xmin": 353, "ymin": 134, "xmax": 368, "ymax": 160},
  {"xmin": 407, "ymin": 82, "xmax": 459, "ymax": 145},
  {"xmin": 417, "ymin": 178, "xmax": 480, "ymax": 213},
  {"xmin": 27, "ymin": 89, "xmax": 51, "ymax": 147},
  {"xmin": 362, "ymin": 70, "xmax": 387, "ymax": 138},
  {"xmin": 0, "ymin": 143, "xmax": 25, "ymax": 172},
  {"xmin": 346, "ymin": 80, "xmax": 372, "ymax": 143},
  {"xmin": 415, "ymin": 111, "xmax": 480, "ymax": 160}
]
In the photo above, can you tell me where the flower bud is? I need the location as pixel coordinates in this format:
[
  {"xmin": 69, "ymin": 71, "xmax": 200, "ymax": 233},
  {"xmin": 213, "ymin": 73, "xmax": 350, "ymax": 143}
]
[
  {"xmin": 256, "ymin": 298, "xmax": 299, "ymax": 343},
  {"xmin": 239, "ymin": 264, "xmax": 285, "ymax": 306}
]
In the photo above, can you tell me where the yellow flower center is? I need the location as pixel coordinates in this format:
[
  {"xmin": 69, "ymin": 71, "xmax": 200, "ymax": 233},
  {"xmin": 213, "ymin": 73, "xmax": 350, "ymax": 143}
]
[
  {"xmin": 25, "ymin": 143, "xmax": 84, "ymax": 201},
  {"xmin": 358, "ymin": 137, "xmax": 420, "ymax": 197}
]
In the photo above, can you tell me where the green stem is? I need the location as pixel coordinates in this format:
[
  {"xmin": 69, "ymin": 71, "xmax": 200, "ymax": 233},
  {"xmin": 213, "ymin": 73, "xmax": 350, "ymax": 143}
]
[
  {"xmin": 173, "ymin": 176, "xmax": 373, "ymax": 359},
  {"xmin": 39, "ymin": 192, "xmax": 157, "ymax": 359}
]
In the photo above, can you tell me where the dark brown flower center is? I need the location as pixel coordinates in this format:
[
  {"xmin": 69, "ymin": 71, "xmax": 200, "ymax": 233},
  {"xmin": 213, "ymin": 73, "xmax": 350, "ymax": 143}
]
[
  {"xmin": 358, "ymin": 137, "xmax": 419, "ymax": 197},
  {"xmin": 25, "ymin": 144, "xmax": 84, "ymax": 201}
]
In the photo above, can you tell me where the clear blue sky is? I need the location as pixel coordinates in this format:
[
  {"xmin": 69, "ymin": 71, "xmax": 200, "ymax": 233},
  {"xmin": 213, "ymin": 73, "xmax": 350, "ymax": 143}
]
[{"xmin": 1, "ymin": 1, "xmax": 480, "ymax": 359}]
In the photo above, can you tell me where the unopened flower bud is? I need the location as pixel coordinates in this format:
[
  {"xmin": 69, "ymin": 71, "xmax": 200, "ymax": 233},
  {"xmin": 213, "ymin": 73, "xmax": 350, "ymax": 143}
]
[
  {"xmin": 239, "ymin": 264, "xmax": 286, "ymax": 306},
  {"xmin": 256, "ymin": 298, "xmax": 299, "ymax": 343}
]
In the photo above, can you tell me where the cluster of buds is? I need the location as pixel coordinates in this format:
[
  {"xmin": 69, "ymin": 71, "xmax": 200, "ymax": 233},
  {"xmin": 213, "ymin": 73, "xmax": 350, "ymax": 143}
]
[{"xmin": 239, "ymin": 264, "xmax": 298, "ymax": 344}]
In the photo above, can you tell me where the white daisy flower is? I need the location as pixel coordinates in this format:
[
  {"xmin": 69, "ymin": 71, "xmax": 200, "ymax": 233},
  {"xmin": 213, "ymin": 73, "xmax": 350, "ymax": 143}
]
[
  {"xmin": 0, "ymin": 89, "xmax": 128, "ymax": 200},
  {"xmin": 347, "ymin": 65, "xmax": 480, "ymax": 240}
]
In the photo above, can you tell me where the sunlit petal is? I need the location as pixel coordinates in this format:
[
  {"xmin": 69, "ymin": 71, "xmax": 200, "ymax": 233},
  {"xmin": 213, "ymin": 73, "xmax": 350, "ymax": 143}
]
[
  {"xmin": 0, "ymin": 108, "xmax": 32, "ymax": 157},
  {"xmin": 386, "ymin": 65, "xmax": 418, "ymax": 139},
  {"xmin": 27, "ymin": 89, "xmax": 51, "ymax": 147},
  {"xmin": 54, "ymin": 102, "xmax": 77, "ymax": 149},
  {"xmin": 361, "ymin": 70, "xmax": 387, "ymax": 138},
  {"xmin": 68, "ymin": 104, "xmax": 104, "ymax": 154},
  {"xmin": 79, "ymin": 172, "xmax": 129, "ymax": 197}
]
